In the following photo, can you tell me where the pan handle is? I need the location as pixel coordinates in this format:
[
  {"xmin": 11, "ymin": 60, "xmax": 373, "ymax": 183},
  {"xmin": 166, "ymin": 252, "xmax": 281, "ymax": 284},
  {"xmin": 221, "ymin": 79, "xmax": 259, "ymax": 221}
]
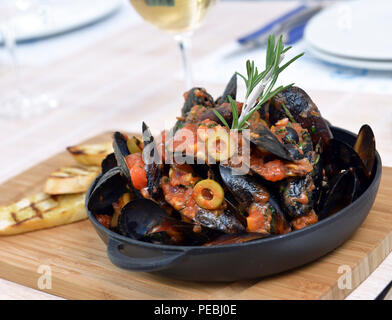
[{"xmin": 107, "ymin": 238, "xmax": 187, "ymax": 272}]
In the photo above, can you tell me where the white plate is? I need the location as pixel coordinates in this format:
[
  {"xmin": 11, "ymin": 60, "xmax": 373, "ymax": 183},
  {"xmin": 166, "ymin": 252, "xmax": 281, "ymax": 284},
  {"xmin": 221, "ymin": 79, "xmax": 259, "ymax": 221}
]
[
  {"xmin": 2, "ymin": 0, "xmax": 121, "ymax": 43},
  {"xmin": 304, "ymin": 0, "xmax": 392, "ymax": 61},
  {"xmin": 306, "ymin": 43, "xmax": 392, "ymax": 71}
]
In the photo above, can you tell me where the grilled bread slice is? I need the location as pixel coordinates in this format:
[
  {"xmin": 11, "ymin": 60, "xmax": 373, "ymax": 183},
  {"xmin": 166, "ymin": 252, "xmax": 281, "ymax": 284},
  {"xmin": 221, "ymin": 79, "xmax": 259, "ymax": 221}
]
[
  {"xmin": 67, "ymin": 142, "xmax": 113, "ymax": 166},
  {"xmin": 44, "ymin": 165, "xmax": 100, "ymax": 195},
  {"xmin": 0, "ymin": 193, "xmax": 87, "ymax": 236}
]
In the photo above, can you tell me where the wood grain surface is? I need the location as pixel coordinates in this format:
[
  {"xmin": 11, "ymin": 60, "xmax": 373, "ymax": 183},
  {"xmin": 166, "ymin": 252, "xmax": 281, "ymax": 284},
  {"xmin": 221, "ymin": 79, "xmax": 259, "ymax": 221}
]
[{"xmin": 0, "ymin": 131, "xmax": 390, "ymax": 300}]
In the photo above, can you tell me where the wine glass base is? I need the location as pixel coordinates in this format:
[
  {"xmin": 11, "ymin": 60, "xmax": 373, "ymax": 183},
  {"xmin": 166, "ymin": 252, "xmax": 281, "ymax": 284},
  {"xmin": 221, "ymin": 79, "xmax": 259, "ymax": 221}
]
[{"xmin": 0, "ymin": 90, "xmax": 58, "ymax": 119}]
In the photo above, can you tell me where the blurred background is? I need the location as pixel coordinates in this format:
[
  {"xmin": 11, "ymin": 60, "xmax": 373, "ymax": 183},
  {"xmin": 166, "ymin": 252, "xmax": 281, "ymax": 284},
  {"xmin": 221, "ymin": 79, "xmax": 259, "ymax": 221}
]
[{"xmin": 0, "ymin": 0, "xmax": 390, "ymax": 182}]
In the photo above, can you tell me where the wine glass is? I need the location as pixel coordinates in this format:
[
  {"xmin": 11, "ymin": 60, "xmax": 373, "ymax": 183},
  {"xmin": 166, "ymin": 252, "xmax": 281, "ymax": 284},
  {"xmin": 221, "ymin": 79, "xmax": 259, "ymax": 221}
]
[
  {"xmin": 129, "ymin": 0, "xmax": 217, "ymax": 89},
  {"xmin": 0, "ymin": 0, "xmax": 58, "ymax": 118}
]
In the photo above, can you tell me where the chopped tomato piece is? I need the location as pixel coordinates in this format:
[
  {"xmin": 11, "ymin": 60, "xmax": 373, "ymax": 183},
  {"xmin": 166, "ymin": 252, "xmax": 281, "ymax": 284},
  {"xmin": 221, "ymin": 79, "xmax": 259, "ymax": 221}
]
[
  {"xmin": 126, "ymin": 153, "xmax": 147, "ymax": 190},
  {"xmin": 258, "ymin": 159, "xmax": 286, "ymax": 182}
]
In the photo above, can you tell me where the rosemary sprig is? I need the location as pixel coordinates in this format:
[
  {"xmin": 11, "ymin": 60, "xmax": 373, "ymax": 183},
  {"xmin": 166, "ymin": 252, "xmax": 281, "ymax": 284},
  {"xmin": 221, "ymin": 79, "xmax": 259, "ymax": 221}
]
[
  {"xmin": 215, "ymin": 34, "xmax": 304, "ymax": 131},
  {"xmin": 282, "ymin": 103, "xmax": 295, "ymax": 123}
]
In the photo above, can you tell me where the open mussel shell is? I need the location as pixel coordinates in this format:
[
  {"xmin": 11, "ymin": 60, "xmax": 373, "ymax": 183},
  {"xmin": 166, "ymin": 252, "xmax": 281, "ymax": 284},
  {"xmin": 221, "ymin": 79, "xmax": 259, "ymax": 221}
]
[
  {"xmin": 354, "ymin": 124, "xmax": 376, "ymax": 178},
  {"xmin": 215, "ymin": 73, "xmax": 237, "ymax": 105},
  {"xmin": 113, "ymin": 131, "xmax": 131, "ymax": 182},
  {"xmin": 194, "ymin": 200, "xmax": 246, "ymax": 234},
  {"xmin": 219, "ymin": 165, "xmax": 261, "ymax": 210},
  {"xmin": 318, "ymin": 169, "xmax": 359, "ymax": 220},
  {"xmin": 324, "ymin": 138, "xmax": 368, "ymax": 183},
  {"xmin": 142, "ymin": 122, "xmax": 164, "ymax": 200},
  {"xmin": 219, "ymin": 165, "xmax": 290, "ymax": 234},
  {"xmin": 87, "ymin": 167, "xmax": 127, "ymax": 213},
  {"xmin": 181, "ymin": 87, "xmax": 215, "ymax": 116},
  {"xmin": 248, "ymin": 124, "xmax": 294, "ymax": 161},
  {"xmin": 118, "ymin": 198, "xmax": 214, "ymax": 245},
  {"xmin": 269, "ymin": 86, "xmax": 333, "ymax": 148},
  {"xmin": 101, "ymin": 153, "xmax": 117, "ymax": 174}
]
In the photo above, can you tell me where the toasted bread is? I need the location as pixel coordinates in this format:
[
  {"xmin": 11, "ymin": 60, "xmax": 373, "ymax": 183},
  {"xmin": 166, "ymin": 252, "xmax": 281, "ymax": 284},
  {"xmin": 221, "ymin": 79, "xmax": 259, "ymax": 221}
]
[
  {"xmin": 0, "ymin": 193, "xmax": 87, "ymax": 236},
  {"xmin": 44, "ymin": 165, "xmax": 100, "ymax": 195},
  {"xmin": 67, "ymin": 142, "xmax": 113, "ymax": 166}
]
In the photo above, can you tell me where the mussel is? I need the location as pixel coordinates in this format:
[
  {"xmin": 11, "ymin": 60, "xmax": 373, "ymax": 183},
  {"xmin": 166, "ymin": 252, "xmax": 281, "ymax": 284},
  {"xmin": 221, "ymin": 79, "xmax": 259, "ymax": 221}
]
[
  {"xmin": 87, "ymin": 167, "xmax": 127, "ymax": 213},
  {"xmin": 354, "ymin": 124, "xmax": 376, "ymax": 178},
  {"xmin": 279, "ymin": 173, "xmax": 316, "ymax": 218},
  {"xmin": 318, "ymin": 169, "xmax": 359, "ymax": 220},
  {"xmin": 113, "ymin": 131, "xmax": 132, "ymax": 182},
  {"xmin": 181, "ymin": 87, "xmax": 215, "ymax": 117},
  {"xmin": 118, "ymin": 198, "xmax": 215, "ymax": 245},
  {"xmin": 248, "ymin": 120, "xmax": 294, "ymax": 161},
  {"xmin": 219, "ymin": 165, "xmax": 291, "ymax": 234},
  {"xmin": 142, "ymin": 122, "xmax": 164, "ymax": 200},
  {"xmin": 161, "ymin": 164, "xmax": 245, "ymax": 234},
  {"xmin": 268, "ymin": 86, "xmax": 333, "ymax": 148},
  {"xmin": 317, "ymin": 125, "xmax": 375, "ymax": 218},
  {"xmin": 101, "ymin": 153, "xmax": 117, "ymax": 174}
]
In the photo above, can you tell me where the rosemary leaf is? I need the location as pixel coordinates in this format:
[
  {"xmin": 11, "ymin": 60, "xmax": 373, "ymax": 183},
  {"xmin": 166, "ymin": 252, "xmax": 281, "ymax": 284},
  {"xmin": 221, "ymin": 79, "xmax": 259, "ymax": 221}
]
[
  {"xmin": 213, "ymin": 109, "xmax": 230, "ymax": 129},
  {"xmin": 228, "ymin": 95, "xmax": 238, "ymax": 129}
]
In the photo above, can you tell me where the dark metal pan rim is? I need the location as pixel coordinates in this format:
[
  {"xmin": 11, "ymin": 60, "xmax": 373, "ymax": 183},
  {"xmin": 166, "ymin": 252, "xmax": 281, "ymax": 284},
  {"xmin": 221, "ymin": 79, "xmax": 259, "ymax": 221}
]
[{"xmin": 87, "ymin": 126, "xmax": 382, "ymax": 253}]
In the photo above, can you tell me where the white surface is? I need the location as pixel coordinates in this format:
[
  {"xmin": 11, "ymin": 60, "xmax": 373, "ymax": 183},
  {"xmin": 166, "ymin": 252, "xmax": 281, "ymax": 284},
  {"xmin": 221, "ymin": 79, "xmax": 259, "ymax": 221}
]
[
  {"xmin": 307, "ymin": 43, "xmax": 392, "ymax": 71},
  {"xmin": 2, "ymin": 0, "xmax": 121, "ymax": 43},
  {"xmin": 193, "ymin": 40, "xmax": 392, "ymax": 95},
  {"xmin": 0, "ymin": 0, "xmax": 142, "ymax": 66},
  {"xmin": 305, "ymin": 0, "xmax": 392, "ymax": 61}
]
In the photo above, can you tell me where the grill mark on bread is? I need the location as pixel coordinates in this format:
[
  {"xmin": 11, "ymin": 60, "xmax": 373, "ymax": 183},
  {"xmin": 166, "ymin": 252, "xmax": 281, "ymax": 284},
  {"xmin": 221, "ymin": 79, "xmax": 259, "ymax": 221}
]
[
  {"xmin": 30, "ymin": 203, "xmax": 43, "ymax": 219},
  {"xmin": 11, "ymin": 212, "xmax": 18, "ymax": 223}
]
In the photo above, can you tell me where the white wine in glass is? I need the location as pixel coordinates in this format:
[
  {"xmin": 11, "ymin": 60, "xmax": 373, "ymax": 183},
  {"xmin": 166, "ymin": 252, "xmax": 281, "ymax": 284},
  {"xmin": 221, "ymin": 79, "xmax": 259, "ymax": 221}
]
[{"xmin": 129, "ymin": 0, "xmax": 216, "ymax": 88}]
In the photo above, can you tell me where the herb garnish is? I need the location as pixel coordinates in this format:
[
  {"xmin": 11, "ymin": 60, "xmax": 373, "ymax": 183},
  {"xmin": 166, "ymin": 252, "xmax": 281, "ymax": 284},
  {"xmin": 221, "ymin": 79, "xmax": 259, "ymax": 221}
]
[{"xmin": 214, "ymin": 35, "xmax": 304, "ymax": 131}]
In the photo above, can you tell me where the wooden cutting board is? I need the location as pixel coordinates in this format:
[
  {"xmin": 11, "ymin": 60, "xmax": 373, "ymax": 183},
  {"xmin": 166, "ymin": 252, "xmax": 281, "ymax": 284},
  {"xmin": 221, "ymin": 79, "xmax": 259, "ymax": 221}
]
[{"xmin": 0, "ymin": 131, "xmax": 391, "ymax": 300}]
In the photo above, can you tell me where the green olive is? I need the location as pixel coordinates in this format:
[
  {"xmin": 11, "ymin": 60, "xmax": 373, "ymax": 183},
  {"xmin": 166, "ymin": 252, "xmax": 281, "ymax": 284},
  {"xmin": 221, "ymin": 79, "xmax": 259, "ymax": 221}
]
[
  {"xmin": 206, "ymin": 129, "xmax": 235, "ymax": 162},
  {"xmin": 193, "ymin": 179, "xmax": 224, "ymax": 210}
]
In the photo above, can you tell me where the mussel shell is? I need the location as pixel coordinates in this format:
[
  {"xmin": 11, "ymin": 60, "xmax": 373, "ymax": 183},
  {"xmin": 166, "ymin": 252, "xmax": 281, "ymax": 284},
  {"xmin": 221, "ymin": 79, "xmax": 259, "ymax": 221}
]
[
  {"xmin": 248, "ymin": 124, "xmax": 294, "ymax": 161},
  {"xmin": 354, "ymin": 124, "xmax": 375, "ymax": 178},
  {"xmin": 118, "ymin": 199, "xmax": 214, "ymax": 245},
  {"xmin": 215, "ymin": 73, "xmax": 237, "ymax": 105},
  {"xmin": 283, "ymin": 127, "xmax": 299, "ymax": 144},
  {"xmin": 279, "ymin": 174, "xmax": 315, "ymax": 218},
  {"xmin": 142, "ymin": 122, "xmax": 163, "ymax": 200},
  {"xmin": 324, "ymin": 138, "xmax": 366, "ymax": 180},
  {"xmin": 198, "ymin": 102, "xmax": 239, "ymax": 127},
  {"xmin": 219, "ymin": 166, "xmax": 290, "ymax": 234},
  {"xmin": 270, "ymin": 86, "xmax": 333, "ymax": 148},
  {"xmin": 87, "ymin": 167, "xmax": 127, "ymax": 213},
  {"xmin": 194, "ymin": 200, "xmax": 246, "ymax": 234},
  {"xmin": 113, "ymin": 131, "xmax": 131, "ymax": 181},
  {"xmin": 318, "ymin": 169, "xmax": 358, "ymax": 220},
  {"xmin": 181, "ymin": 87, "xmax": 215, "ymax": 116},
  {"xmin": 219, "ymin": 165, "xmax": 261, "ymax": 210},
  {"xmin": 101, "ymin": 153, "xmax": 117, "ymax": 174}
]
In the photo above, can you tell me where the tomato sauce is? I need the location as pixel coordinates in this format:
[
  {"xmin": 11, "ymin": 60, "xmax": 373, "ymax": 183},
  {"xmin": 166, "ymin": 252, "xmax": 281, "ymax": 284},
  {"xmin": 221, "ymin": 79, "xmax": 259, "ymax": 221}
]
[
  {"xmin": 290, "ymin": 210, "xmax": 318, "ymax": 230},
  {"xmin": 246, "ymin": 203, "xmax": 271, "ymax": 234},
  {"xmin": 95, "ymin": 214, "xmax": 112, "ymax": 229}
]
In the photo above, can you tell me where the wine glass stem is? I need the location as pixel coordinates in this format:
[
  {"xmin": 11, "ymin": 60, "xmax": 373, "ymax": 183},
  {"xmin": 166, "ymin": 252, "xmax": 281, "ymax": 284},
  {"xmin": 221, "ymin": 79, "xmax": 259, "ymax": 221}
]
[{"xmin": 175, "ymin": 34, "xmax": 193, "ymax": 89}]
